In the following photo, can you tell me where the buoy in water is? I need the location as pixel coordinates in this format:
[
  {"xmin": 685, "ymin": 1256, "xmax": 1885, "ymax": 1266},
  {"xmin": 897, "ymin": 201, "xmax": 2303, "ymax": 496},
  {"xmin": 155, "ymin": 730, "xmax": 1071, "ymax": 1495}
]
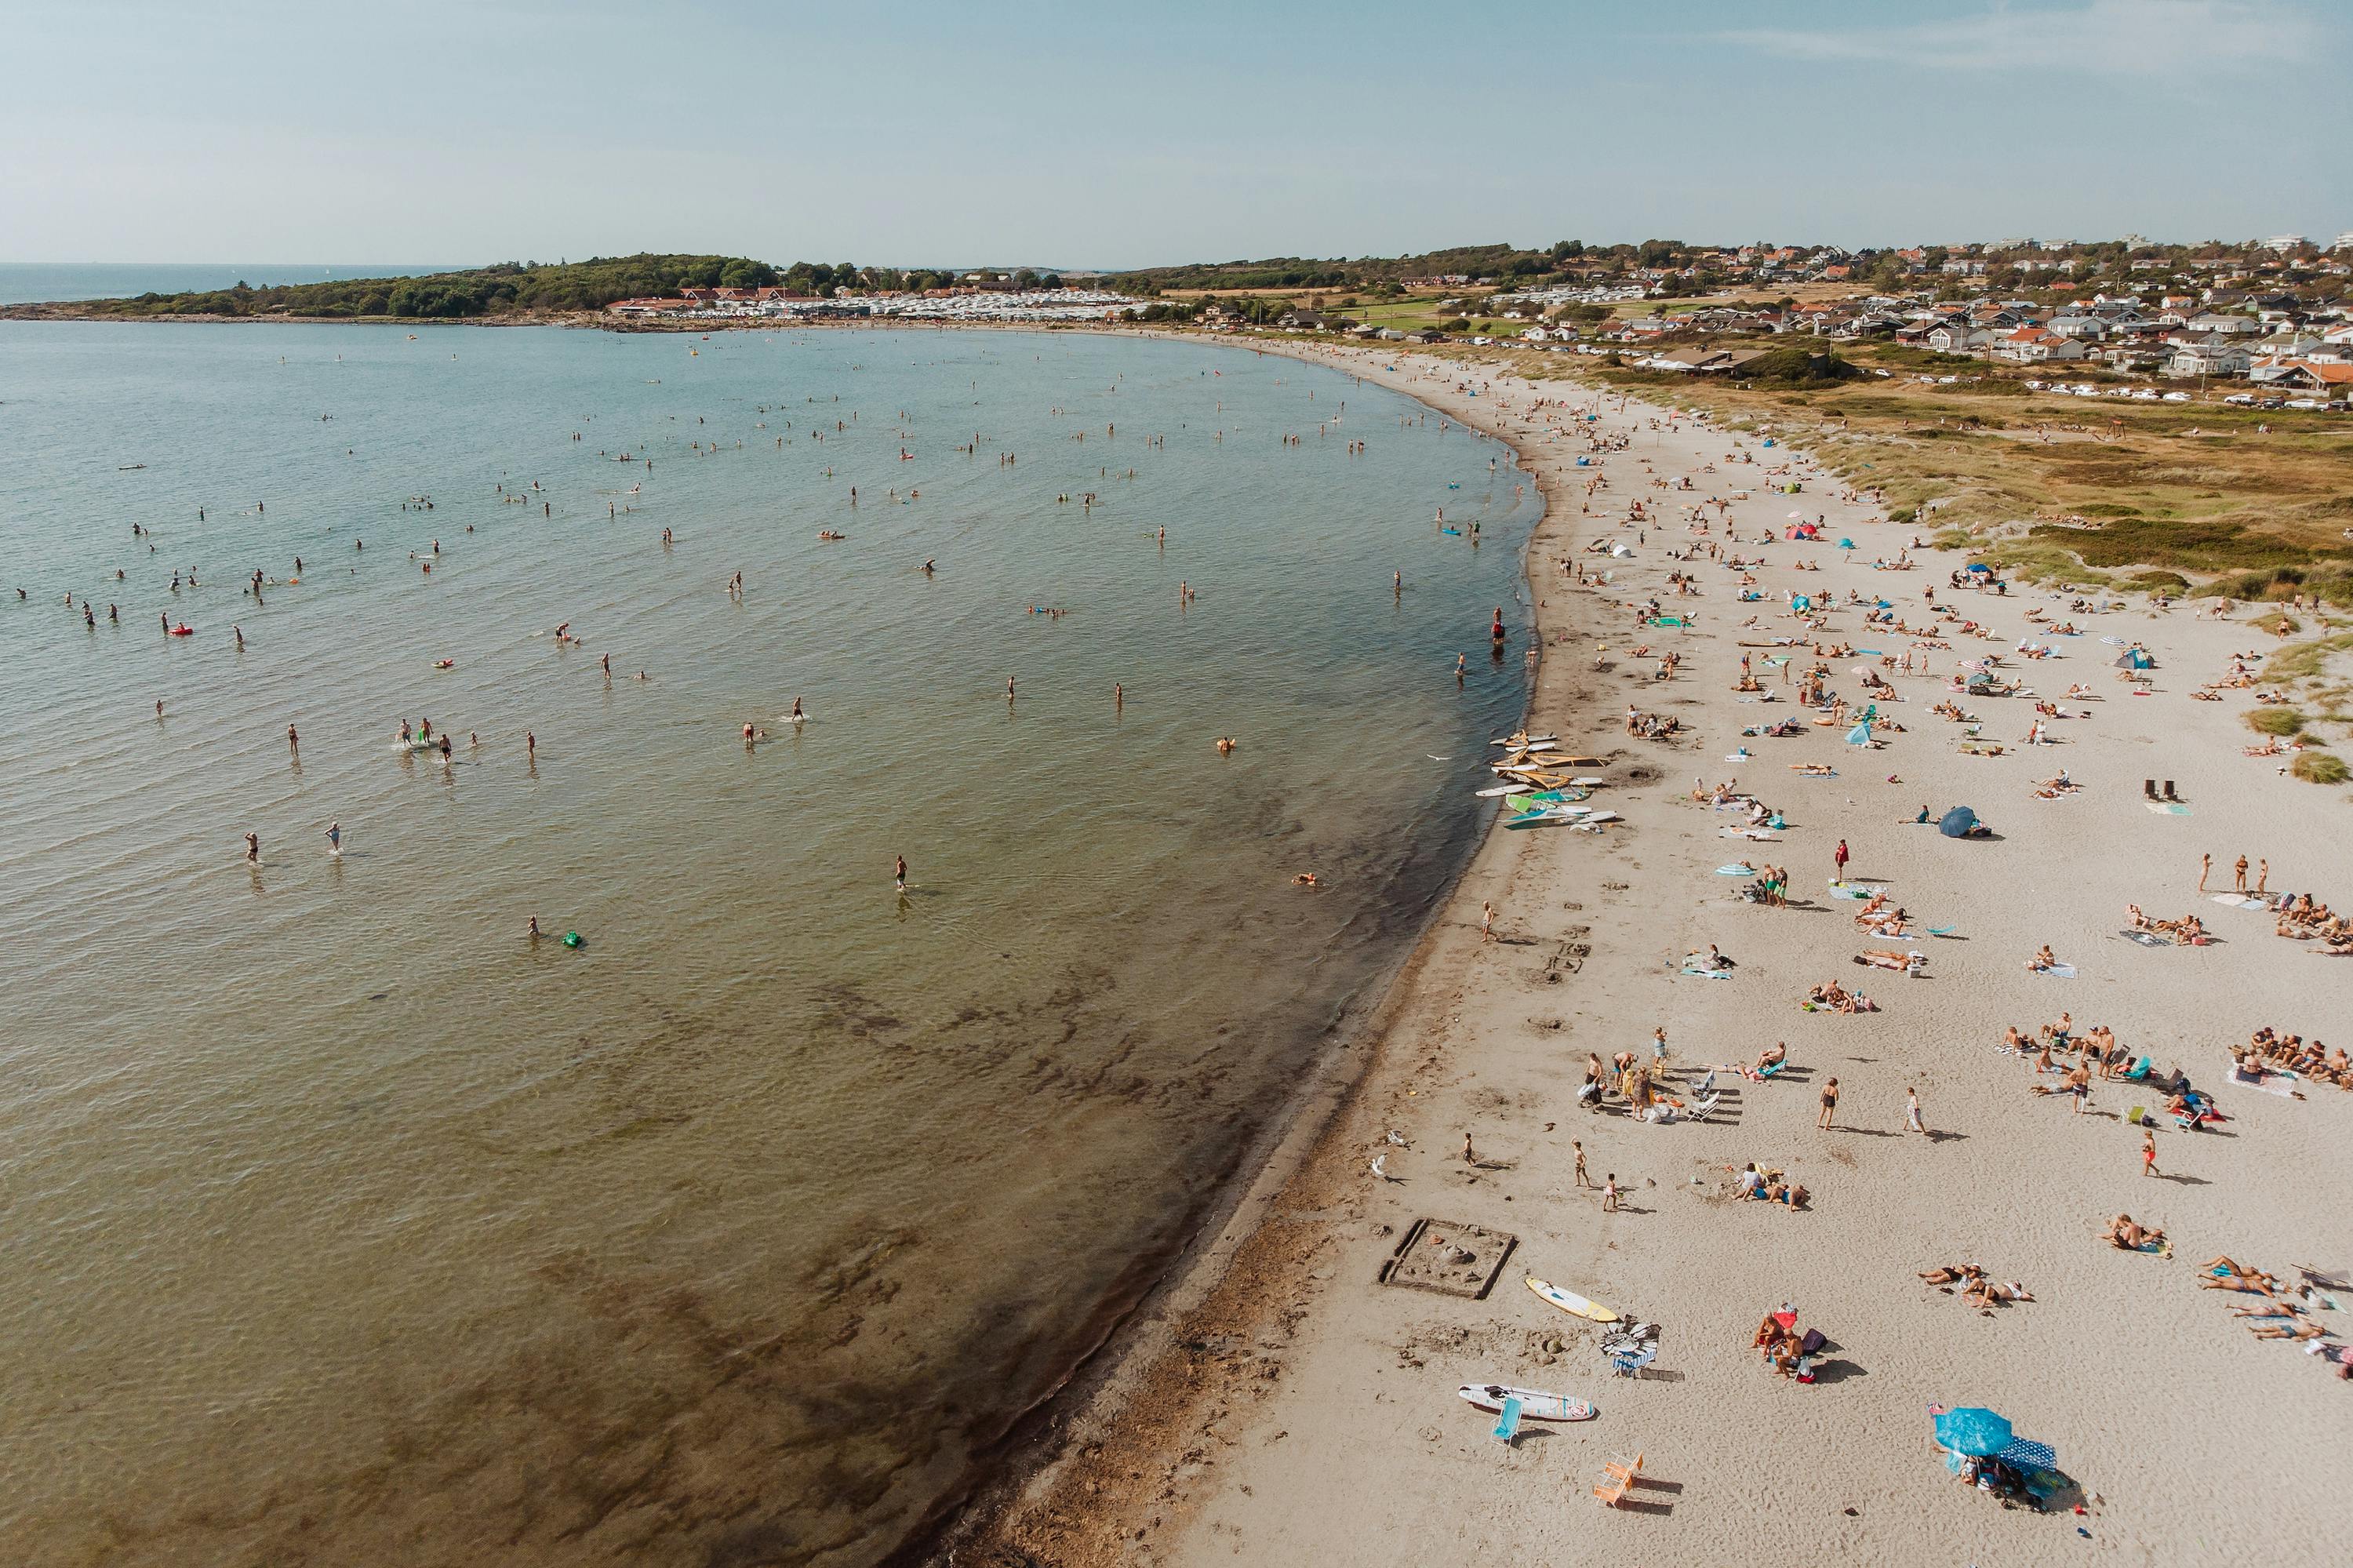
[{"xmin": 562, "ymin": 931, "xmax": 583, "ymax": 948}]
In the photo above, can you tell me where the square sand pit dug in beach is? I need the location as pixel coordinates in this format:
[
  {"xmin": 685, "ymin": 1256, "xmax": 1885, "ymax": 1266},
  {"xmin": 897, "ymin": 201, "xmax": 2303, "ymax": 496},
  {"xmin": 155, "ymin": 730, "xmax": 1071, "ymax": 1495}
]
[{"xmin": 1377, "ymin": 1217, "xmax": 1517, "ymax": 1300}]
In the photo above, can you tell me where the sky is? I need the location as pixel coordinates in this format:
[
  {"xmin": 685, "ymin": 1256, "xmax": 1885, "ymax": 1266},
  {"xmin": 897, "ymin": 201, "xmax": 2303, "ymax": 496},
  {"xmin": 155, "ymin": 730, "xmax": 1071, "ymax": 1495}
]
[{"xmin": 3, "ymin": 0, "xmax": 2347, "ymax": 268}]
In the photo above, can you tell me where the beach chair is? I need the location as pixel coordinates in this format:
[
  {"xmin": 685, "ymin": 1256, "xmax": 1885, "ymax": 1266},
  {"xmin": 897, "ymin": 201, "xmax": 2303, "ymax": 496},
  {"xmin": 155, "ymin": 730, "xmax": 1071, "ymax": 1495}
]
[
  {"xmin": 2125, "ymin": 1057, "xmax": 2154, "ymax": 1082},
  {"xmin": 1690, "ymin": 1093, "xmax": 1723, "ymax": 1122},
  {"xmin": 1592, "ymin": 1475, "xmax": 1632, "ymax": 1507},
  {"xmin": 1609, "ymin": 1344, "xmax": 1657, "ymax": 1379},
  {"xmin": 1695, "ymin": 1068, "xmax": 1718, "ymax": 1099},
  {"xmin": 1492, "ymin": 1396, "xmax": 1523, "ymax": 1445},
  {"xmin": 1604, "ymin": 1452, "xmax": 1646, "ymax": 1485},
  {"xmin": 1758, "ymin": 1060, "xmax": 1787, "ymax": 1080}
]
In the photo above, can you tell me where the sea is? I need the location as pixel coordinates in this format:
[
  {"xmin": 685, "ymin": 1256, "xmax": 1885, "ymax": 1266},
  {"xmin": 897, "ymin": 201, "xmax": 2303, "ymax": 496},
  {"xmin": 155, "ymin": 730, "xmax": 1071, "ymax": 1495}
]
[
  {"xmin": 0, "ymin": 320, "xmax": 1539, "ymax": 1566},
  {"xmin": 0, "ymin": 263, "xmax": 467, "ymax": 307}
]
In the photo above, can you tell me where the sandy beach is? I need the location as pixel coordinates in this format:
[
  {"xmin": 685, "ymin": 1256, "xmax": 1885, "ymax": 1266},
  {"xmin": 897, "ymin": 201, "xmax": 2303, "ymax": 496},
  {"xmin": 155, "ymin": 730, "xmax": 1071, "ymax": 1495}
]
[{"xmin": 961, "ymin": 341, "xmax": 2353, "ymax": 1568}]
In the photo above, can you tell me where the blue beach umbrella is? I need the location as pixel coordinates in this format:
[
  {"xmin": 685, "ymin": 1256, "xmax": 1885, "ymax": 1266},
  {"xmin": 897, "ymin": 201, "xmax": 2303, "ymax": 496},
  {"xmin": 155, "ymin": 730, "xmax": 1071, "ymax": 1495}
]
[{"xmin": 1934, "ymin": 1407, "xmax": 2013, "ymax": 1456}]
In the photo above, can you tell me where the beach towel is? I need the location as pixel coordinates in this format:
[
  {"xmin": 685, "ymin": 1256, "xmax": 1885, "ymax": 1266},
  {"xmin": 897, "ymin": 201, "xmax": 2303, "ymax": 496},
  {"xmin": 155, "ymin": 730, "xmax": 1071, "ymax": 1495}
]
[
  {"xmin": 1681, "ymin": 965, "xmax": 1733, "ymax": 979},
  {"xmin": 2119, "ymin": 930, "xmax": 2173, "ymax": 948},
  {"xmin": 1928, "ymin": 926, "xmax": 1961, "ymax": 937},
  {"xmin": 2145, "ymin": 802, "xmax": 2192, "ymax": 816},
  {"xmin": 1716, "ymin": 865, "xmax": 1757, "ymax": 875},
  {"xmin": 2209, "ymin": 893, "xmax": 2257, "ymax": 908},
  {"xmin": 2031, "ymin": 963, "xmax": 2077, "ymax": 978}
]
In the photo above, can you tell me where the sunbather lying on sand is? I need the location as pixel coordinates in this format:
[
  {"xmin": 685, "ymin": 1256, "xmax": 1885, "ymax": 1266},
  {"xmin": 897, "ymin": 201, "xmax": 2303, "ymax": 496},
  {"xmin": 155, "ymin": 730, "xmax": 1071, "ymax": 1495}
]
[
  {"xmin": 2104, "ymin": 1214, "xmax": 2165, "ymax": 1251},
  {"xmin": 1963, "ymin": 1278, "xmax": 2034, "ymax": 1308},
  {"xmin": 2200, "ymin": 1257, "xmax": 2279, "ymax": 1292}
]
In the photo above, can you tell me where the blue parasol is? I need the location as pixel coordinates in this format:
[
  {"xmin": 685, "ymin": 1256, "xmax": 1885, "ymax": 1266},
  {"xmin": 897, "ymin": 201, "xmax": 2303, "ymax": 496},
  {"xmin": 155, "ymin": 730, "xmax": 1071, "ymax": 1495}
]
[{"xmin": 1934, "ymin": 1406, "xmax": 2013, "ymax": 1456}]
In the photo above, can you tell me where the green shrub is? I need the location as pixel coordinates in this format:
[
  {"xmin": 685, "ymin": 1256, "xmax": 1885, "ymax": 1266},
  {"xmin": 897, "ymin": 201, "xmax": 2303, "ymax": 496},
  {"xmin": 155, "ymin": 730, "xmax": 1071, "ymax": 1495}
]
[
  {"xmin": 2292, "ymin": 751, "xmax": 2349, "ymax": 784},
  {"xmin": 2247, "ymin": 708, "xmax": 2305, "ymax": 737}
]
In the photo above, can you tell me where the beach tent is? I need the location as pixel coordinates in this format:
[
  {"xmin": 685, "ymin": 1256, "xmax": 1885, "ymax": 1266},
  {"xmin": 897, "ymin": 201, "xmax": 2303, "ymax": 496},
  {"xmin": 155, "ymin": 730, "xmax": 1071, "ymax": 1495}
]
[
  {"xmin": 1846, "ymin": 723, "xmax": 1874, "ymax": 746},
  {"xmin": 2114, "ymin": 647, "xmax": 2155, "ymax": 670},
  {"xmin": 1965, "ymin": 562, "xmax": 1994, "ymax": 575},
  {"xmin": 1938, "ymin": 806, "xmax": 1980, "ymax": 839}
]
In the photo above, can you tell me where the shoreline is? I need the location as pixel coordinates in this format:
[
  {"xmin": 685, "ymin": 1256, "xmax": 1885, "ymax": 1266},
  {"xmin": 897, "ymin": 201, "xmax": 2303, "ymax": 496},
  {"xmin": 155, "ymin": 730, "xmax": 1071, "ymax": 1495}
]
[
  {"xmin": 897, "ymin": 334, "xmax": 1555, "ymax": 1568},
  {"xmin": 930, "ymin": 340, "xmax": 1580, "ymax": 1566}
]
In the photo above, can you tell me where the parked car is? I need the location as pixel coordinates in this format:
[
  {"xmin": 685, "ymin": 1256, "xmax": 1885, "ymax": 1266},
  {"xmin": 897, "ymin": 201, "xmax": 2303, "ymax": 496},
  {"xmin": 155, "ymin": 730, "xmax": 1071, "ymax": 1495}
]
[
  {"xmin": 2222, "ymin": 393, "xmax": 2254, "ymax": 406},
  {"xmin": 2162, "ymin": 391, "xmax": 2191, "ymax": 402}
]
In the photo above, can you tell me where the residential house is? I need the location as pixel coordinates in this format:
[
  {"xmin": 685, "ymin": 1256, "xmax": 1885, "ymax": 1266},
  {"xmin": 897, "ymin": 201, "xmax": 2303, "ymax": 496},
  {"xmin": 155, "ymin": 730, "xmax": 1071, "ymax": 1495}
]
[
  {"xmin": 2165, "ymin": 343, "xmax": 2252, "ymax": 379},
  {"xmin": 1991, "ymin": 326, "xmax": 2086, "ymax": 364}
]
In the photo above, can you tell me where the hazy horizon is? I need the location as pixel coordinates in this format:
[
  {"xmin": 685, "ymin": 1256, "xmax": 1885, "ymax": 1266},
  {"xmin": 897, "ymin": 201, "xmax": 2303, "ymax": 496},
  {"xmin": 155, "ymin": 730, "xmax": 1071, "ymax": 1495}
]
[{"xmin": 4, "ymin": 1, "xmax": 2347, "ymax": 266}]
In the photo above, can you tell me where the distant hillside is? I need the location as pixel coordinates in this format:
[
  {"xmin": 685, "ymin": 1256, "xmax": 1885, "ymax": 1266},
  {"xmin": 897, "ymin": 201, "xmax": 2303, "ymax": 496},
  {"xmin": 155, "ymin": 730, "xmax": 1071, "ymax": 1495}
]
[
  {"xmin": 1107, "ymin": 241, "xmax": 1654, "ymax": 294},
  {"xmin": 49, "ymin": 255, "xmax": 782, "ymax": 319}
]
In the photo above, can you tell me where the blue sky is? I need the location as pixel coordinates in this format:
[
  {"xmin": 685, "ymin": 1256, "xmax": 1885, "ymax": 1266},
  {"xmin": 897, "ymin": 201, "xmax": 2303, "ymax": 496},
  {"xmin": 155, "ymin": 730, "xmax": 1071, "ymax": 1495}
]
[{"xmin": 5, "ymin": 0, "xmax": 2345, "ymax": 267}]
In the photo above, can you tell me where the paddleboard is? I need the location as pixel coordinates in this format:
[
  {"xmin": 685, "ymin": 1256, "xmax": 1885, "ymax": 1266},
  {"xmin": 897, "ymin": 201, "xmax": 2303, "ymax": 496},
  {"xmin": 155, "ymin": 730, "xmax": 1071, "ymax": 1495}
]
[
  {"xmin": 1526, "ymin": 1275, "xmax": 1620, "ymax": 1322},
  {"xmin": 1457, "ymin": 1384, "xmax": 1596, "ymax": 1422}
]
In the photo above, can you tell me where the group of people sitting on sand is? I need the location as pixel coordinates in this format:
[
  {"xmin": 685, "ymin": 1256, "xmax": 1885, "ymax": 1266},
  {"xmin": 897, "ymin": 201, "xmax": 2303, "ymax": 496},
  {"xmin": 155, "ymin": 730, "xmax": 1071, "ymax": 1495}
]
[
  {"xmin": 2232, "ymin": 1028, "xmax": 2351, "ymax": 1089},
  {"xmin": 1918, "ymin": 1263, "xmax": 2035, "ymax": 1310},
  {"xmin": 1805, "ymin": 979, "xmax": 1877, "ymax": 1013},
  {"xmin": 2126, "ymin": 905, "xmax": 2208, "ymax": 944},
  {"xmin": 1624, "ymin": 706, "xmax": 1681, "ymax": 740},
  {"xmin": 2273, "ymin": 892, "xmax": 2351, "ymax": 950},
  {"xmin": 2104, "ymin": 1213, "xmax": 2167, "ymax": 1253},
  {"xmin": 1853, "ymin": 891, "xmax": 1910, "ymax": 937},
  {"xmin": 1734, "ymin": 1164, "xmax": 1810, "ymax": 1210},
  {"xmin": 1751, "ymin": 1308, "xmax": 1824, "ymax": 1378}
]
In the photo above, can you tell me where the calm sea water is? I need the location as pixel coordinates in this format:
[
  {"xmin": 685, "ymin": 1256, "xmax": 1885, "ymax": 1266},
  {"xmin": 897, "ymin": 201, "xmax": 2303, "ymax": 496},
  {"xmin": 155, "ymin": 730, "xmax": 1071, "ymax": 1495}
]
[
  {"xmin": 0, "ymin": 322, "xmax": 1537, "ymax": 1566},
  {"xmin": 0, "ymin": 264, "xmax": 467, "ymax": 307}
]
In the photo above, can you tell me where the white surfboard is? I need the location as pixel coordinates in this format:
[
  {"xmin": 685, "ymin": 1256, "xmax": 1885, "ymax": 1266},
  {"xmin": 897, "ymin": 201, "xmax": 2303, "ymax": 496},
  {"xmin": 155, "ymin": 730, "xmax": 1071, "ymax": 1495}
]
[
  {"xmin": 1526, "ymin": 1274, "xmax": 1620, "ymax": 1322},
  {"xmin": 1458, "ymin": 1384, "xmax": 1597, "ymax": 1421}
]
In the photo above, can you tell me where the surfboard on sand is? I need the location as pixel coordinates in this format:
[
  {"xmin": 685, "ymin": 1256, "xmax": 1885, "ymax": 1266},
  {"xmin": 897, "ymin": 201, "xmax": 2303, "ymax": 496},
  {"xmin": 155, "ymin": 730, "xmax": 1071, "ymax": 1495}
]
[
  {"xmin": 1526, "ymin": 1274, "xmax": 1620, "ymax": 1322},
  {"xmin": 1457, "ymin": 1384, "xmax": 1596, "ymax": 1421}
]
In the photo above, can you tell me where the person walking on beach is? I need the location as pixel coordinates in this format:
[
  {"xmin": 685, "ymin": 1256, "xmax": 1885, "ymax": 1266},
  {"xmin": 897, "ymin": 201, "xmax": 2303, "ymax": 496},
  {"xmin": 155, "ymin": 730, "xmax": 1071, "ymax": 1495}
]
[
  {"xmin": 1481, "ymin": 900, "xmax": 1496, "ymax": 941},
  {"xmin": 1573, "ymin": 1140, "xmax": 1591, "ymax": 1188},
  {"xmin": 1601, "ymin": 1173, "xmax": 1620, "ymax": 1213},
  {"xmin": 2234, "ymin": 854, "xmax": 2249, "ymax": 893},
  {"xmin": 1833, "ymin": 838, "xmax": 1850, "ymax": 882},
  {"xmin": 2142, "ymin": 1129, "xmax": 2159, "ymax": 1178},
  {"xmin": 2198, "ymin": 852, "xmax": 2212, "ymax": 893},
  {"xmin": 1652, "ymin": 1025, "xmax": 1668, "ymax": 1064},
  {"xmin": 2257, "ymin": 858, "xmax": 2268, "ymax": 895},
  {"xmin": 1461, "ymin": 1133, "xmax": 1477, "ymax": 1165},
  {"xmin": 894, "ymin": 854, "xmax": 907, "ymax": 892},
  {"xmin": 1817, "ymin": 1077, "xmax": 1839, "ymax": 1130},
  {"xmin": 1906, "ymin": 1086, "xmax": 1927, "ymax": 1136}
]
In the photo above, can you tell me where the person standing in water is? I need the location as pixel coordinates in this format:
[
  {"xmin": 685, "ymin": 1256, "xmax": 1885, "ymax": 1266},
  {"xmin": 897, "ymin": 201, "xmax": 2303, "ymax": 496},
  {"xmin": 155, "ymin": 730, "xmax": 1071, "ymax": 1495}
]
[
  {"xmin": 1490, "ymin": 607, "xmax": 1506, "ymax": 643},
  {"xmin": 287, "ymin": 724, "xmax": 298, "ymax": 753},
  {"xmin": 894, "ymin": 854, "xmax": 907, "ymax": 891},
  {"xmin": 244, "ymin": 832, "xmax": 260, "ymax": 863},
  {"xmin": 325, "ymin": 821, "xmax": 341, "ymax": 855}
]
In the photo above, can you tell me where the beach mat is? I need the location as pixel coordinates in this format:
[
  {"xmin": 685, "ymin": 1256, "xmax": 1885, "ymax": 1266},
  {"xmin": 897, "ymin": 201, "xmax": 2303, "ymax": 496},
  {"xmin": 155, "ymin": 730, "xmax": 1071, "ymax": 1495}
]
[
  {"xmin": 2209, "ymin": 893, "xmax": 2259, "ymax": 908},
  {"xmin": 2145, "ymin": 802, "xmax": 2192, "ymax": 816},
  {"xmin": 2031, "ymin": 963, "xmax": 2077, "ymax": 978},
  {"xmin": 2118, "ymin": 930, "xmax": 2173, "ymax": 948}
]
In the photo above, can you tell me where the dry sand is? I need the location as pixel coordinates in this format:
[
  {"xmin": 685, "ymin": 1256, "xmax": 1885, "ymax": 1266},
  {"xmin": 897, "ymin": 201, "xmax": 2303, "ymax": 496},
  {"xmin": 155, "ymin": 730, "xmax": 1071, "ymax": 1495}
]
[{"xmin": 958, "ymin": 344, "xmax": 2353, "ymax": 1568}]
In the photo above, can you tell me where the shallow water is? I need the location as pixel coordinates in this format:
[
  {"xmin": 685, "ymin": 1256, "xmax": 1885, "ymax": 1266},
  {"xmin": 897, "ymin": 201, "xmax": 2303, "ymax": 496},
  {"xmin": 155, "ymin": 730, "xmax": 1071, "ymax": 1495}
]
[{"xmin": 0, "ymin": 322, "xmax": 1537, "ymax": 1566}]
